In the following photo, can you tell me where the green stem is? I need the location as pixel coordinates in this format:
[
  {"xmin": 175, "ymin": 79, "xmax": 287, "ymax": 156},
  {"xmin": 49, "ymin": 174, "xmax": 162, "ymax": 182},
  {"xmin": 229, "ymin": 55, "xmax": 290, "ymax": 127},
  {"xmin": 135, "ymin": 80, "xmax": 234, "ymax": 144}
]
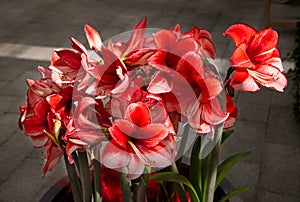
[
  {"xmin": 120, "ymin": 167, "xmax": 133, "ymax": 202},
  {"xmin": 93, "ymin": 160, "xmax": 102, "ymax": 202},
  {"xmin": 176, "ymin": 124, "xmax": 190, "ymax": 168},
  {"xmin": 204, "ymin": 124, "xmax": 223, "ymax": 202},
  {"xmin": 190, "ymin": 136, "xmax": 202, "ymax": 198},
  {"xmin": 63, "ymin": 153, "xmax": 83, "ymax": 202},
  {"xmin": 78, "ymin": 151, "xmax": 93, "ymax": 202}
]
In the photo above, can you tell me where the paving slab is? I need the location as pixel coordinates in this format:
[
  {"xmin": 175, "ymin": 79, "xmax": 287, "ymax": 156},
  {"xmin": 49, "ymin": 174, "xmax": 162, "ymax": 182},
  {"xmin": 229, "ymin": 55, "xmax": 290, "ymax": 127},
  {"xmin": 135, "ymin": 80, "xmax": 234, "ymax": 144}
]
[
  {"xmin": 257, "ymin": 191, "xmax": 300, "ymax": 202},
  {"xmin": 259, "ymin": 142, "xmax": 300, "ymax": 196}
]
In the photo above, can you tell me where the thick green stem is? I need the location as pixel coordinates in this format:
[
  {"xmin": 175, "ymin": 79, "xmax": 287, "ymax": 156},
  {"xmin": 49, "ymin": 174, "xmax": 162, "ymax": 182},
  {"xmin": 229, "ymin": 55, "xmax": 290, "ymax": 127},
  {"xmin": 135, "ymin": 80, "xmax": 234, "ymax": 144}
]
[
  {"xmin": 176, "ymin": 125, "xmax": 190, "ymax": 168},
  {"xmin": 204, "ymin": 124, "xmax": 223, "ymax": 202},
  {"xmin": 190, "ymin": 136, "xmax": 202, "ymax": 198},
  {"xmin": 120, "ymin": 167, "xmax": 133, "ymax": 202},
  {"xmin": 63, "ymin": 153, "xmax": 83, "ymax": 202},
  {"xmin": 78, "ymin": 151, "xmax": 93, "ymax": 202},
  {"xmin": 93, "ymin": 160, "xmax": 102, "ymax": 202}
]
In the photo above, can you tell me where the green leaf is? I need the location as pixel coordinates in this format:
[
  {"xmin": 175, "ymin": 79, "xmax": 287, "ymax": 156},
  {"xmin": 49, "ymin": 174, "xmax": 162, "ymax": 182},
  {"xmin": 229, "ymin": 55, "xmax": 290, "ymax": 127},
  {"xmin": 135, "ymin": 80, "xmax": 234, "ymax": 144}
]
[
  {"xmin": 150, "ymin": 172, "xmax": 200, "ymax": 202},
  {"xmin": 219, "ymin": 187, "xmax": 250, "ymax": 202},
  {"xmin": 190, "ymin": 136, "xmax": 202, "ymax": 197},
  {"xmin": 221, "ymin": 130, "xmax": 234, "ymax": 144},
  {"xmin": 215, "ymin": 151, "xmax": 251, "ymax": 189}
]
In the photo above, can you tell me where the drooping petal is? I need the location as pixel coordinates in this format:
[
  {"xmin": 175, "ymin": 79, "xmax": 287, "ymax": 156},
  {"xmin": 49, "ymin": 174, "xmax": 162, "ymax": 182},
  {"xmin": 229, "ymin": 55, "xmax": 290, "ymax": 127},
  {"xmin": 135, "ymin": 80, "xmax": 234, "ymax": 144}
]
[
  {"xmin": 258, "ymin": 49, "xmax": 283, "ymax": 72},
  {"xmin": 31, "ymin": 134, "xmax": 49, "ymax": 148},
  {"xmin": 248, "ymin": 65, "xmax": 288, "ymax": 92},
  {"xmin": 101, "ymin": 141, "xmax": 130, "ymax": 169},
  {"xmin": 139, "ymin": 139, "xmax": 175, "ymax": 168},
  {"xmin": 84, "ymin": 24, "xmax": 103, "ymax": 52},
  {"xmin": 42, "ymin": 142, "xmax": 63, "ymax": 177},
  {"xmin": 223, "ymin": 23, "xmax": 256, "ymax": 46},
  {"xmin": 127, "ymin": 153, "xmax": 145, "ymax": 179},
  {"xmin": 230, "ymin": 70, "xmax": 260, "ymax": 92},
  {"xmin": 125, "ymin": 102, "xmax": 151, "ymax": 127}
]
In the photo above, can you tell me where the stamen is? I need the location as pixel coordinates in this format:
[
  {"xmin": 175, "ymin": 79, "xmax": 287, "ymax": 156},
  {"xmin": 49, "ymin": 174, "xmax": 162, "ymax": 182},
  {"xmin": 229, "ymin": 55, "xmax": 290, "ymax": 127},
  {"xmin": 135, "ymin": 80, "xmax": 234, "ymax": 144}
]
[{"xmin": 127, "ymin": 140, "xmax": 153, "ymax": 165}]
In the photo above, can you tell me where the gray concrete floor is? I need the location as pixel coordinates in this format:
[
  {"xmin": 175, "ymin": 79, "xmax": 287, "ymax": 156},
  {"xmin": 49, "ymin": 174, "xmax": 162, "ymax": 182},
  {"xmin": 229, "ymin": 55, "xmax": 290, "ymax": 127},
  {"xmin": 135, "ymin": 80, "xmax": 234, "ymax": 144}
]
[{"xmin": 0, "ymin": 0, "xmax": 299, "ymax": 201}]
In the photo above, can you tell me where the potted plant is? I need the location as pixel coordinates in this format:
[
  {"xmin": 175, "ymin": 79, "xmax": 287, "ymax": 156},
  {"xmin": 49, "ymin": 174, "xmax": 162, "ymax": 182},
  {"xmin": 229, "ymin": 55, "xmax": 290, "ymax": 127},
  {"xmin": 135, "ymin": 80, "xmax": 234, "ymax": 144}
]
[{"xmin": 18, "ymin": 18, "xmax": 287, "ymax": 202}]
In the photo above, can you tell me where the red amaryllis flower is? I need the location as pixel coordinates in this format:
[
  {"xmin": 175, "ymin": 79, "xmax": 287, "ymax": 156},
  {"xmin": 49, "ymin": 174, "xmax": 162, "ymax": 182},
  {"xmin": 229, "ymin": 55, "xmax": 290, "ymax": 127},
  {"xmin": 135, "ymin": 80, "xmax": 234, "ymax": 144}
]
[
  {"xmin": 148, "ymin": 29, "xmax": 198, "ymax": 72},
  {"xmin": 19, "ymin": 76, "xmax": 76, "ymax": 176},
  {"xmin": 85, "ymin": 18, "xmax": 154, "ymax": 67},
  {"xmin": 224, "ymin": 23, "xmax": 287, "ymax": 92},
  {"xmin": 149, "ymin": 51, "xmax": 228, "ymax": 134},
  {"xmin": 101, "ymin": 102, "xmax": 176, "ymax": 179}
]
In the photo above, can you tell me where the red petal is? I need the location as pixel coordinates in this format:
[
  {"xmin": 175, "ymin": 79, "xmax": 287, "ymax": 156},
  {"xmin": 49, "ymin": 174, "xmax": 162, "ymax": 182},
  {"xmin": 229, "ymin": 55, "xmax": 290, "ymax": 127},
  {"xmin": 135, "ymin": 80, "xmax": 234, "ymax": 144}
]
[
  {"xmin": 263, "ymin": 49, "xmax": 283, "ymax": 72},
  {"xmin": 173, "ymin": 38, "xmax": 198, "ymax": 57},
  {"xmin": 224, "ymin": 23, "xmax": 256, "ymax": 46},
  {"xmin": 123, "ymin": 18, "xmax": 147, "ymax": 56},
  {"xmin": 172, "ymin": 24, "xmax": 181, "ymax": 33},
  {"xmin": 101, "ymin": 141, "xmax": 130, "ymax": 169},
  {"xmin": 248, "ymin": 28, "xmax": 278, "ymax": 59},
  {"xmin": 201, "ymin": 97, "xmax": 228, "ymax": 125},
  {"xmin": 249, "ymin": 65, "xmax": 288, "ymax": 92},
  {"xmin": 135, "ymin": 123, "xmax": 169, "ymax": 148},
  {"xmin": 199, "ymin": 37, "xmax": 216, "ymax": 59},
  {"xmin": 23, "ymin": 115, "xmax": 47, "ymax": 136},
  {"xmin": 42, "ymin": 142, "xmax": 63, "ymax": 177},
  {"xmin": 109, "ymin": 120, "xmax": 132, "ymax": 149},
  {"xmin": 71, "ymin": 37, "xmax": 87, "ymax": 55},
  {"xmin": 84, "ymin": 24, "xmax": 103, "ymax": 52},
  {"xmin": 139, "ymin": 139, "xmax": 175, "ymax": 168},
  {"xmin": 125, "ymin": 102, "xmax": 151, "ymax": 127},
  {"xmin": 31, "ymin": 134, "xmax": 49, "ymax": 148},
  {"xmin": 230, "ymin": 70, "xmax": 260, "ymax": 92},
  {"xmin": 127, "ymin": 154, "xmax": 145, "ymax": 179},
  {"xmin": 147, "ymin": 50, "xmax": 170, "ymax": 72},
  {"xmin": 55, "ymin": 49, "xmax": 82, "ymax": 70},
  {"xmin": 125, "ymin": 48, "xmax": 155, "ymax": 66},
  {"xmin": 113, "ymin": 119, "xmax": 135, "ymax": 137},
  {"xmin": 46, "ymin": 94, "xmax": 63, "ymax": 110},
  {"xmin": 148, "ymin": 71, "xmax": 173, "ymax": 94},
  {"xmin": 154, "ymin": 29, "xmax": 177, "ymax": 50},
  {"xmin": 224, "ymin": 94, "xmax": 238, "ymax": 130},
  {"xmin": 229, "ymin": 43, "xmax": 255, "ymax": 68},
  {"xmin": 34, "ymin": 98, "xmax": 50, "ymax": 119}
]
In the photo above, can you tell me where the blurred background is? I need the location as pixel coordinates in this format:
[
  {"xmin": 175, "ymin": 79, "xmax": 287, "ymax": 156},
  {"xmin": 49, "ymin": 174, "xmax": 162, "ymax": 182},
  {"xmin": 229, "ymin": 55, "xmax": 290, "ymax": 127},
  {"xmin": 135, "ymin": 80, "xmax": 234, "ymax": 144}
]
[{"xmin": 0, "ymin": 0, "xmax": 299, "ymax": 201}]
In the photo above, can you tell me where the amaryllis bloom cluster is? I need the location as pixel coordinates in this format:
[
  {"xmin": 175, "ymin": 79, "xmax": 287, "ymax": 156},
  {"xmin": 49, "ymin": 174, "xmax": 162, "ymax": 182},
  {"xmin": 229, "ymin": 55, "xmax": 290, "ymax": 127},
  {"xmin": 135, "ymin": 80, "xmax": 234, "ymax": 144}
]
[{"xmin": 19, "ymin": 17, "xmax": 287, "ymax": 183}]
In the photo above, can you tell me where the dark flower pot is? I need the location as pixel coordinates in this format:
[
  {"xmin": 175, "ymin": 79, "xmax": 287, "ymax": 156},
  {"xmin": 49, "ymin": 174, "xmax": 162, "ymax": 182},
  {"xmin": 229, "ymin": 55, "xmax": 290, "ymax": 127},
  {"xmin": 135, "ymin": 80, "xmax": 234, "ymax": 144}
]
[{"xmin": 40, "ymin": 165, "xmax": 242, "ymax": 202}]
